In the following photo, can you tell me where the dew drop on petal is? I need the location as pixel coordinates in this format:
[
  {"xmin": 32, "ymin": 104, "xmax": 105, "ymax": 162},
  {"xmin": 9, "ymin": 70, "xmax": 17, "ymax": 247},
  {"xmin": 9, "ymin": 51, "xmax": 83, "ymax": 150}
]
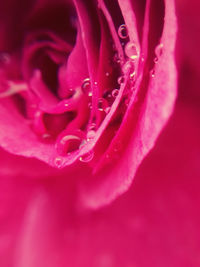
[
  {"xmin": 87, "ymin": 130, "xmax": 96, "ymax": 141},
  {"xmin": 56, "ymin": 134, "xmax": 82, "ymax": 155},
  {"xmin": 98, "ymin": 98, "xmax": 107, "ymax": 112},
  {"xmin": 79, "ymin": 150, "xmax": 94, "ymax": 163},
  {"xmin": 88, "ymin": 102, "xmax": 92, "ymax": 110},
  {"xmin": 117, "ymin": 76, "xmax": 124, "ymax": 85},
  {"xmin": 118, "ymin": 24, "xmax": 128, "ymax": 39},
  {"xmin": 81, "ymin": 78, "xmax": 91, "ymax": 96},
  {"xmin": 113, "ymin": 53, "xmax": 120, "ymax": 64},
  {"xmin": 130, "ymin": 71, "xmax": 136, "ymax": 80},
  {"xmin": 154, "ymin": 57, "xmax": 158, "ymax": 64},
  {"xmin": 54, "ymin": 157, "xmax": 63, "ymax": 168},
  {"xmin": 105, "ymin": 106, "xmax": 111, "ymax": 114},
  {"xmin": 87, "ymin": 123, "xmax": 96, "ymax": 140},
  {"xmin": 112, "ymin": 89, "xmax": 119, "ymax": 98},
  {"xmin": 141, "ymin": 54, "xmax": 145, "ymax": 62},
  {"xmin": 155, "ymin": 43, "xmax": 164, "ymax": 58},
  {"xmin": 125, "ymin": 42, "xmax": 138, "ymax": 60},
  {"xmin": 150, "ymin": 69, "xmax": 155, "ymax": 78},
  {"xmin": 88, "ymin": 122, "xmax": 96, "ymax": 131},
  {"xmin": 41, "ymin": 133, "xmax": 52, "ymax": 140},
  {"xmin": 125, "ymin": 98, "xmax": 130, "ymax": 107},
  {"xmin": 79, "ymin": 138, "xmax": 87, "ymax": 149}
]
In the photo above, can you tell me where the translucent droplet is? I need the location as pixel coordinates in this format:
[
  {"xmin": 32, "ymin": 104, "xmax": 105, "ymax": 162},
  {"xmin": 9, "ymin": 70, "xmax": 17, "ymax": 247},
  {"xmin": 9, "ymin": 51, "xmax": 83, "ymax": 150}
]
[
  {"xmin": 79, "ymin": 150, "xmax": 94, "ymax": 163},
  {"xmin": 154, "ymin": 57, "xmax": 158, "ymax": 64},
  {"xmin": 88, "ymin": 102, "xmax": 92, "ymax": 109},
  {"xmin": 130, "ymin": 71, "xmax": 136, "ymax": 80},
  {"xmin": 123, "ymin": 61, "xmax": 132, "ymax": 73},
  {"xmin": 88, "ymin": 122, "xmax": 96, "ymax": 131},
  {"xmin": 81, "ymin": 78, "xmax": 91, "ymax": 95},
  {"xmin": 87, "ymin": 130, "xmax": 96, "ymax": 141},
  {"xmin": 150, "ymin": 69, "xmax": 155, "ymax": 78},
  {"xmin": 105, "ymin": 106, "xmax": 111, "ymax": 114},
  {"xmin": 155, "ymin": 43, "xmax": 163, "ymax": 58},
  {"xmin": 113, "ymin": 53, "xmax": 120, "ymax": 64},
  {"xmin": 41, "ymin": 133, "xmax": 52, "ymax": 140},
  {"xmin": 107, "ymin": 94, "xmax": 112, "ymax": 99},
  {"xmin": 98, "ymin": 98, "xmax": 107, "ymax": 111},
  {"xmin": 56, "ymin": 134, "xmax": 81, "ymax": 155},
  {"xmin": 118, "ymin": 24, "xmax": 128, "ymax": 39},
  {"xmin": 112, "ymin": 89, "xmax": 119, "ymax": 98},
  {"xmin": 79, "ymin": 139, "xmax": 87, "ymax": 149},
  {"xmin": 54, "ymin": 157, "xmax": 63, "ymax": 168},
  {"xmin": 117, "ymin": 76, "xmax": 124, "ymax": 85},
  {"xmin": 105, "ymin": 72, "xmax": 110, "ymax": 77},
  {"xmin": 125, "ymin": 42, "xmax": 138, "ymax": 60},
  {"xmin": 141, "ymin": 55, "xmax": 145, "ymax": 62}
]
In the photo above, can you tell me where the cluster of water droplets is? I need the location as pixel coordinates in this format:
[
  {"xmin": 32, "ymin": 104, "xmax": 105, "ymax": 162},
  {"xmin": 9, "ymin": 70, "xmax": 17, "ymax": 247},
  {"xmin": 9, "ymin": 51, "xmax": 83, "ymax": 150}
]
[
  {"xmin": 53, "ymin": 28, "xmax": 164, "ymax": 168},
  {"xmin": 54, "ymin": 128, "xmax": 95, "ymax": 167}
]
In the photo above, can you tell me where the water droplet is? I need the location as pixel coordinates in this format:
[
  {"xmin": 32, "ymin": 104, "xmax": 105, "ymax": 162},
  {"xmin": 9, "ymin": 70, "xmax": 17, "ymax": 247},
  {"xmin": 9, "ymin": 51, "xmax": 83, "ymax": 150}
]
[
  {"xmin": 88, "ymin": 102, "xmax": 92, "ymax": 109},
  {"xmin": 154, "ymin": 57, "xmax": 158, "ymax": 64},
  {"xmin": 107, "ymin": 94, "xmax": 112, "ymax": 99},
  {"xmin": 118, "ymin": 24, "xmax": 128, "ymax": 39},
  {"xmin": 98, "ymin": 98, "xmax": 107, "ymax": 111},
  {"xmin": 155, "ymin": 43, "xmax": 163, "ymax": 57},
  {"xmin": 79, "ymin": 150, "xmax": 94, "ymax": 163},
  {"xmin": 125, "ymin": 42, "xmax": 138, "ymax": 60},
  {"xmin": 87, "ymin": 123, "xmax": 96, "ymax": 141},
  {"xmin": 112, "ymin": 89, "xmax": 119, "ymax": 98},
  {"xmin": 123, "ymin": 61, "xmax": 132, "ymax": 73},
  {"xmin": 56, "ymin": 134, "xmax": 82, "ymax": 155},
  {"xmin": 105, "ymin": 72, "xmax": 110, "ymax": 77},
  {"xmin": 141, "ymin": 54, "xmax": 145, "ymax": 62},
  {"xmin": 150, "ymin": 69, "xmax": 155, "ymax": 78},
  {"xmin": 113, "ymin": 53, "xmax": 120, "ymax": 64},
  {"xmin": 88, "ymin": 122, "xmax": 96, "ymax": 131},
  {"xmin": 64, "ymin": 103, "xmax": 69, "ymax": 107},
  {"xmin": 54, "ymin": 157, "xmax": 63, "ymax": 168},
  {"xmin": 125, "ymin": 98, "xmax": 130, "ymax": 107},
  {"xmin": 117, "ymin": 76, "xmax": 124, "ymax": 85},
  {"xmin": 79, "ymin": 139, "xmax": 87, "ymax": 149},
  {"xmin": 130, "ymin": 71, "xmax": 136, "ymax": 80},
  {"xmin": 81, "ymin": 78, "xmax": 91, "ymax": 96},
  {"xmin": 41, "ymin": 133, "xmax": 52, "ymax": 140},
  {"xmin": 87, "ymin": 130, "xmax": 96, "ymax": 141},
  {"xmin": 105, "ymin": 106, "xmax": 111, "ymax": 114}
]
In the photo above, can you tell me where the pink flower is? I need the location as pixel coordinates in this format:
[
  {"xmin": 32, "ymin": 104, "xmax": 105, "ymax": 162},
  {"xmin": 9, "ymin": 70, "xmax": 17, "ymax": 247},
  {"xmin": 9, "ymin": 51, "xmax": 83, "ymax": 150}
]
[
  {"xmin": 4, "ymin": 1, "xmax": 200, "ymax": 267},
  {"xmin": 0, "ymin": 0, "xmax": 177, "ymax": 208}
]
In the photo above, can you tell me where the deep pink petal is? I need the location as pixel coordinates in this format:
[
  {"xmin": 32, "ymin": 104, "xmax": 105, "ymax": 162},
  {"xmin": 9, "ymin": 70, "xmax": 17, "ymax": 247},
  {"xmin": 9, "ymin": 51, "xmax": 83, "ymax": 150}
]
[{"xmin": 78, "ymin": 0, "xmax": 177, "ymax": 208}]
